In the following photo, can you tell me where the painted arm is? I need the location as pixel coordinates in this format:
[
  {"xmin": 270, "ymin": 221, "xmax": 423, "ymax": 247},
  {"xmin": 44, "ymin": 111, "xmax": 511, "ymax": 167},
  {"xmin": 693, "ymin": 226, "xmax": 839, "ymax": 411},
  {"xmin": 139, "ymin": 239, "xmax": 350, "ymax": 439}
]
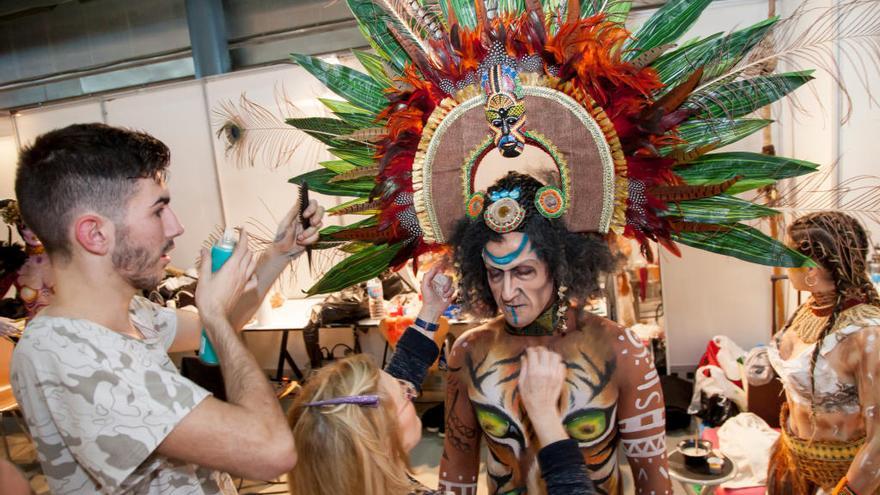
[
  {"xmin": 169, "ymin": 200, "xmax": 324, "ymax": 353},
  {"xmin": 440, "ymin": 340, "xmax": 482, "ymax": 495},
  {"xmin": 842, "ymin": 325, "xmax": 880, "ymax": 494},
  {"xmin": 385, "ymin": 267, "xmax": 454, "ymax": 389},
  {"xmin": 615, "ymin": 327, "xmax": 672, "ymax": 494}
]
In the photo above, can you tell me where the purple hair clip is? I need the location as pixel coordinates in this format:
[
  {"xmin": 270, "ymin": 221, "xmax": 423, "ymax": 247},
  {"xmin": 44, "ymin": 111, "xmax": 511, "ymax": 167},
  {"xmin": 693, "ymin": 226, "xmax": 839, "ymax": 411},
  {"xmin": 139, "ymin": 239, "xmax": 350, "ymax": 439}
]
[{"xmin": 304, "ymin": 394, "xmax": 380, "ymax": 408}]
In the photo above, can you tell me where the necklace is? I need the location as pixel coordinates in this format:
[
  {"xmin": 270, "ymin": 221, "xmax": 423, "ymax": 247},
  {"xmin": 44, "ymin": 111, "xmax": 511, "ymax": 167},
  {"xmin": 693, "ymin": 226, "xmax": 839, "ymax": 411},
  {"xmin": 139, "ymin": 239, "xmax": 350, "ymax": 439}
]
[
  {"xmin": 809, "ymin": 291, "xmax": 837, "ymax": 316},
  {"xmin": 791, "ymin": 301, "xmax": 831, "ymax": 344},
  {"xmin": 504, "ymin": 303, "xmax": 557, "ymax": 336}
]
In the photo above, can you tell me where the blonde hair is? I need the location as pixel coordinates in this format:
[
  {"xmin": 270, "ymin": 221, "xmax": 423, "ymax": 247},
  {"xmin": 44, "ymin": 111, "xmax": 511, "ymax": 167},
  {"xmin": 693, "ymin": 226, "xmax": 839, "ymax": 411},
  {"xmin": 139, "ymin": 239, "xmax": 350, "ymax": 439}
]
[{"xmin": 287, "ymin": 355, "xmax": 413, "ymax": 495}]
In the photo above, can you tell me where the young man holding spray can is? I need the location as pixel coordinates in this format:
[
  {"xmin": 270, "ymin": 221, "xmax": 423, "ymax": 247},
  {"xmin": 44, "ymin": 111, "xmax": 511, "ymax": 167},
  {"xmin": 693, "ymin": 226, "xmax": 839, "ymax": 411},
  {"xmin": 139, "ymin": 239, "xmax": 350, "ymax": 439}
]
[{"xmin": 10, "ymin": 124, "xmax": 324, "ymax": 494}]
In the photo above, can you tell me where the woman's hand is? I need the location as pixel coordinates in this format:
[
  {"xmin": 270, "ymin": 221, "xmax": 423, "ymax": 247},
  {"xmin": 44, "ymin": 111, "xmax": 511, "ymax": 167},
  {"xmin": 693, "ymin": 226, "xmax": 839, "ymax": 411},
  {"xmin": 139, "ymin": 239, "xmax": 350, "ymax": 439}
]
[
  {"xmin": 196, "ymin": 228, "xmax": 258, "ymax": 327},
  {"xmin": 518, "ymin": 346, "xmax": 569, "ymax": 448},
  {"xmin": 417, "ymin": 265, "xmax": 455, "ymax": 324}
]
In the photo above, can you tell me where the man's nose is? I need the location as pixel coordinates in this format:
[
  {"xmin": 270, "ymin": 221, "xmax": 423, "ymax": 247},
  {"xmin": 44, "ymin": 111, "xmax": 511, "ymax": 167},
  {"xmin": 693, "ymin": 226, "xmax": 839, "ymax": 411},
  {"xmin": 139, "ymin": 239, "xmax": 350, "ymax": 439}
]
[{"xmin": 501, "ymin": 272, "xmax": 517, "ymax": 300}]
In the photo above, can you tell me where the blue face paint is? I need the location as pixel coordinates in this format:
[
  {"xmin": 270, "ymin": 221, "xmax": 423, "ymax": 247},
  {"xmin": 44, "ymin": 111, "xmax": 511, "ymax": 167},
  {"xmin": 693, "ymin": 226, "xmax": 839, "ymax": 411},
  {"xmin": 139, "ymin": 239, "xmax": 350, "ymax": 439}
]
[
  {"xmin": 483, "ymin": 234, "xmax": 530, "ymax": 266},
  {"xmin": 509, "ymin": 306, "xmax": 519, "ymax": 325}
]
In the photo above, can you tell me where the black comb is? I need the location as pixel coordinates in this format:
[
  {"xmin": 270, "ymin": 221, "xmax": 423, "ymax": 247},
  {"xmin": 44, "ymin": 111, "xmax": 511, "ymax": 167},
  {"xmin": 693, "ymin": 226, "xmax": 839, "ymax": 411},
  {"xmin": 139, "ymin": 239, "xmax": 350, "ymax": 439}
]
[{"xmin": 299, "ymin": 181, "xmax": 312, "ymax": 270}]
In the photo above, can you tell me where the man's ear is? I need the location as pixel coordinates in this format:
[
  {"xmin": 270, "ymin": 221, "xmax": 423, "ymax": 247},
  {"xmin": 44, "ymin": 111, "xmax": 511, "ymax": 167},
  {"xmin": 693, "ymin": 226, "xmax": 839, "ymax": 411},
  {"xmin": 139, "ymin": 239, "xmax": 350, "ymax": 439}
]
[{"xmin": 73, "ymin": 214, "xmax": 113, "ymax": 256}]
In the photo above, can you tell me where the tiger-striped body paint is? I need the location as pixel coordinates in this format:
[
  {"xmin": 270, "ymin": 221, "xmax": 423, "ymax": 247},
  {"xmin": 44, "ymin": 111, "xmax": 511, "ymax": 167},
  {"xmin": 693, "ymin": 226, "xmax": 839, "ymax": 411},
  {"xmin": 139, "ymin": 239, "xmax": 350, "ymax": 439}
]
[{"xmin": 440, "ymin": 309, "xmax": 672, "ymax": 495}]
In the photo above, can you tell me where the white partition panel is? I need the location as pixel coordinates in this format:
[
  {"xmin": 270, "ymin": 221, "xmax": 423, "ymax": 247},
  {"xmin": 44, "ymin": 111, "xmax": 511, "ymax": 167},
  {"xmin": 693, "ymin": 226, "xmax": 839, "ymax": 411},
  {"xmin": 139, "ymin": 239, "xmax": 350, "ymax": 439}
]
[
  {"xmin": 0, "ymin": 115, "xmax": 17, "ymax": 206},
  {"xmin": 14, "ymin": 101, "xmax": 105, "ymax": 147},
  {"xmin": 104, "ymin": 82, "xmax": 224, "ymax": 268}
]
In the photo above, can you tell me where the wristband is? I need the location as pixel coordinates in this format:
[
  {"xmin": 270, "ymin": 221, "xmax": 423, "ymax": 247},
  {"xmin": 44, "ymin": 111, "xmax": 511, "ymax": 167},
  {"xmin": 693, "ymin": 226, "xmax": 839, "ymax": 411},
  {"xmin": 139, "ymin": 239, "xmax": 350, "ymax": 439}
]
[
  {"xmin": 414, "ymin": 317, "xmax": 439, "ymax": 332},
  {"xmin": 833, "ymin": 477, "xmax": 859, "ymax": 495}
]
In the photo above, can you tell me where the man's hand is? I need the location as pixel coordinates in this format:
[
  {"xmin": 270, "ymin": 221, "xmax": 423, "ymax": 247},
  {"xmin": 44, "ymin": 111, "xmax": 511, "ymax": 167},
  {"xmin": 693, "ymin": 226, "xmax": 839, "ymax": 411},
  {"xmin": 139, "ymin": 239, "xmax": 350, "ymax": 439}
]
[
  {"xmin": 418, "ymin": 265, "xmax": 456, "ymax": 323},
  {"xmin": 518, "ymin": 346, "xmax": 569, "ymax": 448},
  {"xmin": 196, "ymin": 228, "xmax": 258, "ymax": 325},
  {"xmin": 0, "ymin": 317, "xmax": 22, "ymax": 338},
  {"xmin": 272, "ymin": 199, "xmax": 324, "ymax": 258}
]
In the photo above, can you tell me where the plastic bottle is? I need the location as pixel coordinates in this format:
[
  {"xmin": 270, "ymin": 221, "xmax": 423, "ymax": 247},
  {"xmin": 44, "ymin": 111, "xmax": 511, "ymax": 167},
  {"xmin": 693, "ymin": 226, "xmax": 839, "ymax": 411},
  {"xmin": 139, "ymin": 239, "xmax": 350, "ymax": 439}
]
[
  {"xmin": 199, "ymin": 227, "xmax": 236, "ymax": 365},
  {"xmin": 870, "ymin": 244, "xmax": 880, "ymax": 292},
  {"xmin": 366, "ymin": 278, "xmax": 385, "ymax": 320}
]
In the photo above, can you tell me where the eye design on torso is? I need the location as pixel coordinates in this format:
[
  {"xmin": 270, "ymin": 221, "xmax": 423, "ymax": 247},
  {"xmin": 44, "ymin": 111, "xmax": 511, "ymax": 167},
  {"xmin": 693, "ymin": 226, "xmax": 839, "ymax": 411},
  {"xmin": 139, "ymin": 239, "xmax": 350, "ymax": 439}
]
[
  {"xmin": 474, "ymin": 402, "xmax": 526, "ymax": 450},
  {"xmin": 563, "ymin": 405, "xmax": 616, "ymax": 447}
]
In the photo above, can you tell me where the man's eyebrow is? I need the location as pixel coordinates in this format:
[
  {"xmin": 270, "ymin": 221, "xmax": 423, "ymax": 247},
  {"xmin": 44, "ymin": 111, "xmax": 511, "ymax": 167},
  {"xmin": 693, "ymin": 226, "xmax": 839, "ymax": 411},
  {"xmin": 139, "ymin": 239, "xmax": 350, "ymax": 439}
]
[{"xmin": 152, "ymin": 196, "xmax": 171, "ymax": 207}]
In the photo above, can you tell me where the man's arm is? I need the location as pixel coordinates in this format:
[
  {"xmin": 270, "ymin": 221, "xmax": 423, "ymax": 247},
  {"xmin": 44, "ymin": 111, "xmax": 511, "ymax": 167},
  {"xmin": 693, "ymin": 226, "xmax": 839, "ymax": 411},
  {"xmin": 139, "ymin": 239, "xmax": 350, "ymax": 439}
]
[
  {"xmin": 614, "ymin": 326, "xmax": 672, "ymax": 493},
  {"xmin": 842, "ymin": 325, "xmax": 880, "ymax": 494},
  {"xmin": 169, "ymin": 200, "xmax": 324, "ymax": 353},
  {"xmin": 439, "ymin": 339, "xmax": 482, "ymax": 495},
  {"xmin": 157, "ymin": 236, "xmax": 296, "ymax": 481}
]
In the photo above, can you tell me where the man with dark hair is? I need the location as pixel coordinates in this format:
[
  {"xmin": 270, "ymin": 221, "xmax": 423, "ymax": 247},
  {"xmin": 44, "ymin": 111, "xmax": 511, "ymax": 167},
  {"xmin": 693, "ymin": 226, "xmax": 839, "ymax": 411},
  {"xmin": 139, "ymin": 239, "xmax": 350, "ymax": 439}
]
[
  {"xmin": 439, "ymin": 172, "xmax": 671, "ymax": 495},
  {"xmin": 10, "ymin": 123, "xmax": 323, "ymax": 494}
]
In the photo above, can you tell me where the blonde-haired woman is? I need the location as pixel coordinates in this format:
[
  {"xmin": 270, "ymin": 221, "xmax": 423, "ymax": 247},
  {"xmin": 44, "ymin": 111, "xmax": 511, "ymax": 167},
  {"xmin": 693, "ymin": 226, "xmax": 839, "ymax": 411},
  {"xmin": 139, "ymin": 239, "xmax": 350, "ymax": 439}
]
[{"xmin": 288, "ymin": 266, "xmax": 454, "ymax": 495}]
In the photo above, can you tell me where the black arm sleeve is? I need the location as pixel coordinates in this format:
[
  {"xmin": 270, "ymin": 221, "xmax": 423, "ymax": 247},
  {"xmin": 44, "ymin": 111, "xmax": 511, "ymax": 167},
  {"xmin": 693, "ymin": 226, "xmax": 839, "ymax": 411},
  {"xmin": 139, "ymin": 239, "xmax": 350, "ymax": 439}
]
[
  {"xmin": 537, "ymin": 439, "xmax": 597, "ymax": 495},
  {"xmin": 383, "ymin": 327, "xmax": 439, "ymax": 392}
]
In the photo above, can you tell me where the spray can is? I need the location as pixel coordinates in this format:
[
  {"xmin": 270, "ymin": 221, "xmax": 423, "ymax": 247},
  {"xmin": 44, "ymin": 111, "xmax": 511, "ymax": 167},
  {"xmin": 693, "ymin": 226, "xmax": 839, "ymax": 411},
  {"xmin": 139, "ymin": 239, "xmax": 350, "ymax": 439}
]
[{"xmin": 199, "ymin": 227, "xmax": 237, "ymax": 365}]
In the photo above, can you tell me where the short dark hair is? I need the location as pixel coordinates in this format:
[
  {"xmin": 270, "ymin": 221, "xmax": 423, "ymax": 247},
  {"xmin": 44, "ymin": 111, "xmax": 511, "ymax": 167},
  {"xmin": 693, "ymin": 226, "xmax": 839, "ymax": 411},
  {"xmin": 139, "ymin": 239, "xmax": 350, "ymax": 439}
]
[
  {"xmin": 450, "ymin": 172, "xmax": 614, "ymax": 317},
  {"xmin": 15, "ymin": 123, "xmax": 170, "ymax": 260}
]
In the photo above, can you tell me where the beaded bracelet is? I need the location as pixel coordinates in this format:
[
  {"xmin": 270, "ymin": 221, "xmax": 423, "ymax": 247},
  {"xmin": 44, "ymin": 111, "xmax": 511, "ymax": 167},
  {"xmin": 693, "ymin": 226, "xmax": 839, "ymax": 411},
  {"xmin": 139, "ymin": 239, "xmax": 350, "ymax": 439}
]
[{"xmin": 414, "ymin": 317, "xmax": 439, "ymax": 332}]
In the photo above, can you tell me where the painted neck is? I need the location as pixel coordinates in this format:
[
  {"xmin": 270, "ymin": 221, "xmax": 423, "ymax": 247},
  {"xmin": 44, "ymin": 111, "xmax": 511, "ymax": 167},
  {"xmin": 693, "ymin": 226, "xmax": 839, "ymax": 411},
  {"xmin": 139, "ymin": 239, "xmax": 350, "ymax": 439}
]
[{"xmin": 504, "ymin": 302, "xmax": 558, "ymax": 336}]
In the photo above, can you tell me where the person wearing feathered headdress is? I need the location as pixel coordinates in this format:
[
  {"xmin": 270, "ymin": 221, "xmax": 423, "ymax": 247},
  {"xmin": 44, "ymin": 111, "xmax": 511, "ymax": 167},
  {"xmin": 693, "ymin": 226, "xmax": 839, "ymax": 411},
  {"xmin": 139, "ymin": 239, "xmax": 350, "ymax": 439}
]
[{"xmin": 0, "ymin": 199, "xmax": 54, "ymax": 320}]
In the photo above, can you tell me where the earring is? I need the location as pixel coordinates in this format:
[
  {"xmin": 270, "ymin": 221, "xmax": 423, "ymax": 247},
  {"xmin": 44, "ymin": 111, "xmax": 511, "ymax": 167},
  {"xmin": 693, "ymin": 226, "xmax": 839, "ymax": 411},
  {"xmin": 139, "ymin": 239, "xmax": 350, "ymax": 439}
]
[
  {"xmin": 556, "ymin": 285, "xmax": 569, "ymax": 334},
  {"xmin": 805, "ymin": 272, "xmax": 818, "ymax": 287}
]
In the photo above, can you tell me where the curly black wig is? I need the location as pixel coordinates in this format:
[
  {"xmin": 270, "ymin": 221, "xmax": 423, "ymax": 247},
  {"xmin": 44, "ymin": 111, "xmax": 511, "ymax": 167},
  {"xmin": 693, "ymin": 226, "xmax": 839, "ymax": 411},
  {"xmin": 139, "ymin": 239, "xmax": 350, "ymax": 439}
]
[{"xmin": 449, "ymin": 172, "xmax": 614, "ymax": 317}]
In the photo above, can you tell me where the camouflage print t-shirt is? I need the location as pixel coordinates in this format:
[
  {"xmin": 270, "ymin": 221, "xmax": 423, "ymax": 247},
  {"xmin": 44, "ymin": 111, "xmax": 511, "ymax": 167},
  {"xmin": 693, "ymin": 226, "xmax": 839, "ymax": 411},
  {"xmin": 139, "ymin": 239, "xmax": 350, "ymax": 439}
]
[{"xmin": 11, "ymin": 296, "xmax": 237, "ymax": 494}]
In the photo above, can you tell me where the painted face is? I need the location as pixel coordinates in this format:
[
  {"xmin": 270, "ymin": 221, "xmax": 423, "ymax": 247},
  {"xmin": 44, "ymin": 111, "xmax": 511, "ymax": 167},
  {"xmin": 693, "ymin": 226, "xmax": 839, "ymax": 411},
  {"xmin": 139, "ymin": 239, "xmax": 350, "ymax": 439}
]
[
  {"xmin": 482, "ymin": 64, "xmax": 526, "ymax": 158},
  {"xmin": 379, "ymin": 371, "xmax": 421, "ymax": 452},
  {"xmin": 483, "ymin": 232, "xmax": 554, "ymax": 328},
  {"xmin": 112, "ymin": 178, "xmax": 184, "ymax": 290}
]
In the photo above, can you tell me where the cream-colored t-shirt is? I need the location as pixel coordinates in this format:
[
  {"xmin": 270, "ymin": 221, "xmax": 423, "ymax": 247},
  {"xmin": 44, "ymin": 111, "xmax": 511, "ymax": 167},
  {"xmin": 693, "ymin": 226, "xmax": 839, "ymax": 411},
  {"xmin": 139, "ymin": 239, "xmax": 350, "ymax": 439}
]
[{"xmin": 11, "ymin": 296, "xmax": 236, "ymax": 494}]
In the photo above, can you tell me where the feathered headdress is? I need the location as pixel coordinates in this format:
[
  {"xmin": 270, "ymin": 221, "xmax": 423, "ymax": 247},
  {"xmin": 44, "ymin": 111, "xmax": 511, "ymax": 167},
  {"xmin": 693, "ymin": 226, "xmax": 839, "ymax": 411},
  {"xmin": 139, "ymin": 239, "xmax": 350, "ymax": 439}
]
[{"xmin": 231, "ymin": 0, "xmax": 878, "ymax": 295}]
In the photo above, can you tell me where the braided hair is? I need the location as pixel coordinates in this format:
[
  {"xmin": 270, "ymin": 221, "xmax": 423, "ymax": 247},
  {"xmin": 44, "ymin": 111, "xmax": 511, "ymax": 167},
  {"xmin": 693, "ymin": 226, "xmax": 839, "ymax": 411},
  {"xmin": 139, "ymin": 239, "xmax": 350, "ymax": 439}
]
[
  {"xmin": 787, "ymin": 212, "xmax": 880, "ymax": 411},
  {"xmin": 449, "ymin": 171, "xmax": 613, "ymax": 317}
]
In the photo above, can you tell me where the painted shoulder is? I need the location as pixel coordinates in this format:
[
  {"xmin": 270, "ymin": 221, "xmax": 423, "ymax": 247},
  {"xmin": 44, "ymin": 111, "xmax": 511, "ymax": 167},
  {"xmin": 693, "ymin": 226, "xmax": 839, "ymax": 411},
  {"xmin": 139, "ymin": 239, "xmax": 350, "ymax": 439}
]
[{"xmin": 448, "ymin": 316, "xmax": 504, "ymax": 367}]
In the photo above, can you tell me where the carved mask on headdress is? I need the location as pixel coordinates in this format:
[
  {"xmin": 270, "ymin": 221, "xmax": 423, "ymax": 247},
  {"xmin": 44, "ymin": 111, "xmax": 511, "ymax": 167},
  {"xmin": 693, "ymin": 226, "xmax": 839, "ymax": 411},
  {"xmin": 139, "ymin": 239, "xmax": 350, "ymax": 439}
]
[{"xmin": 482, "ymin": 64, "xmax": 526, "ymax": 158}]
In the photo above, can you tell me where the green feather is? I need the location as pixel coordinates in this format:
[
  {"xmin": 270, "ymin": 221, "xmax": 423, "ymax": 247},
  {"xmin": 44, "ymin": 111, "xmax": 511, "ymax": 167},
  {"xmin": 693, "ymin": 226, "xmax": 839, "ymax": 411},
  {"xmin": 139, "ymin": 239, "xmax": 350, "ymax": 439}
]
[
  {"xmin": 624, "ymin": 0, "xmax": 714, "ymax": 61},
  {"xmin": 289, "ymin": 169, "xmax": 374, "ymax": 197},
  {"xmin": 446, "ymin": 0, "xmax": 478, "ymax": 30},
  {"xmin": 330, "ymin": 147, "xmax": 376, "ymax": 167},
  {"xmin": 307, "ymin": 242, "xmax": 404, "ymax": 295},
  {"xmin": 354, "ymin": 50, "xmax": 397, "ymax": 88},
  {"xmin": 348, "ymin": 0, "xmax": 412, "ymax": 71},
  {"xmin": 676, "ymin": 152, "xmax": 818, "ymax": 194},
  {"xmin": 498, "ymin": 0, "xmax": 526, "ymax": 16},
  {"xmin": 672, "ymin": 223, "xmax": 815, "ymax": 267},
  {"xmin": 334, "ymin": 112, "xmax": 380, "ymax": 128},
  {"xmin": 285, "ymin": 117, "xmax": 357, "ymax": 148},
  {"xmin": 580, "ymin": 0, "xmax": 632, "ymax": 23},
  {"xmin": 292, "ymin": 54, "xmax": 388, "ymax": 115},
  {"xmin": 651, "ymin": 17, "xmax": 777, "ymax": 89},
  {"xmin": 328, "ymin": 197, "xmax": 381, "ymax": 215},
  {"xmin": 685, "ymin": 71, "xmax": 814, "ymax": 120},
  {"xmin": 319, "ymin": 98, "xmax": 373, "ymax": 116},
  {"xmin": 319, "ymin": 160, "xmax": 358, "ymax": 174},
  {"xmin": 660, "ymin": 194, "xmax": 779, "ymax": 223},
  {"xmin": 320, "ymin": 216, "xmax": 379, "ymax": 236},
  {"xmin": 661, "ymin": 118, "xmax": 772, "ymax": 156}
]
